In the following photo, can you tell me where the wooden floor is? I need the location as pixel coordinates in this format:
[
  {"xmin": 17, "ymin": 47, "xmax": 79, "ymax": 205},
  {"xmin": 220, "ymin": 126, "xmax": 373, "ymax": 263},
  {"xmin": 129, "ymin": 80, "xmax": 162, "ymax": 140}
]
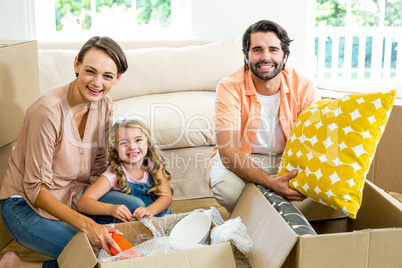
[{"xmin": 0, "ymin": 197, "xmax": 247, "ymax": 264}]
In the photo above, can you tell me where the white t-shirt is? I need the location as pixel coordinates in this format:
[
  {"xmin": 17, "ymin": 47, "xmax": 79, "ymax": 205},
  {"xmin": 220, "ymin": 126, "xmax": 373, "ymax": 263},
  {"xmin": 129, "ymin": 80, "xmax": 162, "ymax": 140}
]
[{"xmin": 252, "ymin": 90, "xmax": 286, "ymax": 156}]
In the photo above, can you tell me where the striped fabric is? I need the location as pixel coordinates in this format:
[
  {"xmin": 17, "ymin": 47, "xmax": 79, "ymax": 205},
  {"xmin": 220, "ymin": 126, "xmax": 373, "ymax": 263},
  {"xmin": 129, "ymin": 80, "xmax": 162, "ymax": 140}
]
[{"xmin": 256, "ymin": 185, "xmax": 317, "ymax": 236}]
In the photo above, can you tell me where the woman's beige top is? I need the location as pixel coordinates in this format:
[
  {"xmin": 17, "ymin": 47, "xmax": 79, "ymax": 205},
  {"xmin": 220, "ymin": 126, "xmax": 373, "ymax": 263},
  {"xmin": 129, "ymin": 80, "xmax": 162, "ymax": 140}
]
[{"xmin": 0, "ymin": 83, "xmax": 113, "ymax": 220}]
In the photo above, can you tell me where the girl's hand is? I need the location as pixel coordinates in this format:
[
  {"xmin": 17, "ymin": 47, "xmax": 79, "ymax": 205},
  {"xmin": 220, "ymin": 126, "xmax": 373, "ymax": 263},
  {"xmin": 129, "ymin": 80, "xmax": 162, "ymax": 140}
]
[
  {"xmin": 84, "ymin": 222, "xmax": 123, "ymax": 255},
  {"xmin": 133, "ymin": 207, "xmax": 154, "ymax": 220},
  {"xmin": 110, "ymin": 204, "xmax": 132, "ymax": 222}
]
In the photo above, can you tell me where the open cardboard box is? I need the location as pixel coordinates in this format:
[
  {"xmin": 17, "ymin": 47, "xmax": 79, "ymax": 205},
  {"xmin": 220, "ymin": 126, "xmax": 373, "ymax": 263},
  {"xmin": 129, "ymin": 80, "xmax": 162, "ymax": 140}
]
[
  {"xmin": 232, "ymin": 180, "xmax": 402, "ymax": 268},
  {"xmin": 58, "ymin": 212, "xmax": 236, "ymax": 268}
]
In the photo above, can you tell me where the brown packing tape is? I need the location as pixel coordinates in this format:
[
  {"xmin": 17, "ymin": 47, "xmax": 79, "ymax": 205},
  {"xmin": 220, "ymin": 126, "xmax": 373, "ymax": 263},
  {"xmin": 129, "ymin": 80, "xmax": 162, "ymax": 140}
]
[{"xmin": 386, "ymin": 191, "xmax": 402, "ymax": 203}]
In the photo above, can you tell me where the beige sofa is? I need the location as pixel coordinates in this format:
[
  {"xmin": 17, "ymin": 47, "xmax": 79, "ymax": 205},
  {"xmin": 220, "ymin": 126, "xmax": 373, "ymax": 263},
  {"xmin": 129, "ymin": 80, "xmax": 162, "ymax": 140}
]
[{"xmin": 37, "ymin": 37, "xmax": 244, "ymax": 200}]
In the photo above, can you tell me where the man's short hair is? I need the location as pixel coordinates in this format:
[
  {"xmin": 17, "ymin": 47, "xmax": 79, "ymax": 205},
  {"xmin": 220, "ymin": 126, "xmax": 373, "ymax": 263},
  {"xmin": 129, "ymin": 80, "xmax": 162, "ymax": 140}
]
[{"xmin": 242, "ymin": 20, "xmax": 293, "ymax": 58}]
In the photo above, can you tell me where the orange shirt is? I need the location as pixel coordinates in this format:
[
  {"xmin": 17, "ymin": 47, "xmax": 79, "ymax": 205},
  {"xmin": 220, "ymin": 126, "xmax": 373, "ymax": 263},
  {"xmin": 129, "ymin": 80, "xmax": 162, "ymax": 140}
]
[
  {"xmin": 212, "ymin": 66, "xmax": 321, "ymax": 159},
  {"xmin": 0, "ymin": 83, "xmax": 113, "ymax": 220}
]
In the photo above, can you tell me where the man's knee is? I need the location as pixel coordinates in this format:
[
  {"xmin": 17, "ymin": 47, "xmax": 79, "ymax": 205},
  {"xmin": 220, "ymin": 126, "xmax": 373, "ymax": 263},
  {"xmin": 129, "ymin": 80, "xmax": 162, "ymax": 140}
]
[{"xmin": 211, "ymin": 179, "xmax": 246, "ymax": 213}]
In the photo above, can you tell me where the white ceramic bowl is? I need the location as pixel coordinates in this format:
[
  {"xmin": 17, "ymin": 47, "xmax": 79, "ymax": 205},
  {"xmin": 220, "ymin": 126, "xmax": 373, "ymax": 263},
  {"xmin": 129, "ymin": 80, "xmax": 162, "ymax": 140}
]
[{"xmin": 170, "ymin": 212, "xmax": 212, "ymax": 247}]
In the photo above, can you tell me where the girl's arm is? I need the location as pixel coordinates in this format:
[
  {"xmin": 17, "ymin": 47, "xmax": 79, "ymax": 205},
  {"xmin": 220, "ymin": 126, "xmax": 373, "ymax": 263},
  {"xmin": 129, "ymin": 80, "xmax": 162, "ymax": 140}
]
[
  {"xmin": 76, "ymin": 175, "xmax": 133, "ymax": 222},
  {"xmin": 35, "ymin": 185, "xmax": 122, "ymax": 255},
  {"xmin": 133, "ymin": 169, "xmax": 173, "ymax": 219}
]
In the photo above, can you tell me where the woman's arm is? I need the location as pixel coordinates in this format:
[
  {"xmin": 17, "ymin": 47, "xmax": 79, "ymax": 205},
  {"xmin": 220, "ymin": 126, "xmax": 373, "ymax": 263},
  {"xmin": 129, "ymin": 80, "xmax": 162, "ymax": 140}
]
[
  {"xmin": 35, "ymin": 185, "xmax": 122, "ymax": 255},
  {"xmin": 133, "ymin": 169, "xmax": 173, "ymax": 219},
  {"xmin": 76, "ymin": 176, "xmax": 133, "ymax": 222}
]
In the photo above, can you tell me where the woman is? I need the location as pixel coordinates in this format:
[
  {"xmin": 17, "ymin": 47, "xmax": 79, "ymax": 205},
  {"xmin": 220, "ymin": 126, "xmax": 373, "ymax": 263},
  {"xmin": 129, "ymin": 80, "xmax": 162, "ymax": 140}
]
[{"xmin": 0, "ymin": 36, "xmax": 139, "ymax": 267}]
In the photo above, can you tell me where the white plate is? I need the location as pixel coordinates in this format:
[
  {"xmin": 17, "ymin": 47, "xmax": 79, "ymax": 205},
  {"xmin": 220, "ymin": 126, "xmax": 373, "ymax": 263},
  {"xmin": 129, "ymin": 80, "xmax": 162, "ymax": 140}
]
[{"xmin": 170, "ymin": 212, "xmax": 211, "ymax": 246}]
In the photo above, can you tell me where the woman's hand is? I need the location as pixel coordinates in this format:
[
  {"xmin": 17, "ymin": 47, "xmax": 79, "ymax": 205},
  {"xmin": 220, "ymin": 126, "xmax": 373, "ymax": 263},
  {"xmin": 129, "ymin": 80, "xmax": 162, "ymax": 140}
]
[
  {"xmin": 272, "ymin": 170, "xmax": 307, "ymax": 201},
  {"xmin": 133, "ymin": 207, "xmax": 154, "ymax": 220},
  {"xmin": 109, "ymin": 204, "xmax": 132, "ymax": 222},
  {"xmin": 83, "ymin": 221, "xmax": 123, "ymax": 255}
]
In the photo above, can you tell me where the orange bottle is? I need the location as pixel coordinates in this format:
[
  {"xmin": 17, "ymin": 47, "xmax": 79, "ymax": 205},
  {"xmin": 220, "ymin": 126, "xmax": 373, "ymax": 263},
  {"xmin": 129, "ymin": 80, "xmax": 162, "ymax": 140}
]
[{"xmin": 108, "ymin": 233, "xmax": 133, "ymax": 256}]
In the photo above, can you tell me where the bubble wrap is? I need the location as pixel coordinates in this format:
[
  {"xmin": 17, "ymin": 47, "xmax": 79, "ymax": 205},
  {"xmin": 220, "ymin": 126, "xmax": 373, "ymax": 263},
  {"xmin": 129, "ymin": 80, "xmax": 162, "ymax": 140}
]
[
  {"xmin": 210, "ymin": 216, "xmax": 253, "ymax": 254},
  {"xmin": 95, "ymin": 207, "xmax": 252, "ymax": 263}
]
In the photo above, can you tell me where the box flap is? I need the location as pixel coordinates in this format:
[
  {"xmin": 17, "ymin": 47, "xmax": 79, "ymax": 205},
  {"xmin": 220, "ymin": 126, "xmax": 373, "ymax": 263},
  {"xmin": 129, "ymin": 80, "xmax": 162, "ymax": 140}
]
[
  {"xmin": 58, "ymin": 231, "xmax": 98, "ymax": 268},
  {"xmin": 292, "ymin": 198, "xmax": 347, "ymax": 221},
  {"xmin": 352, "ymin": 180, "xmax": 402, "ymax": 230},
  {"xmin": 366, "ymin": 104, "xmax": 402, "ymax": 193},
  {"xmin": 0, "ymin": 40, "xmax": 33, "ymax": 47},
  {"xmin": 100, "ymin": 242, "xmax": 235, "ymax": 268},
  {"xmin": 231, "ymin": 183, "xmax": 298, "ymax": 268}
]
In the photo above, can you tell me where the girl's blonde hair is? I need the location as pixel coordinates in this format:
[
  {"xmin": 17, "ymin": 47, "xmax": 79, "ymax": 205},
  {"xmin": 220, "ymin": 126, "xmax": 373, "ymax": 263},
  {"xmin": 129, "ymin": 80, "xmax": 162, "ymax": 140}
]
[{"xmin": 108, "ymin": 119, "xmax": 173, "ymax": 197}]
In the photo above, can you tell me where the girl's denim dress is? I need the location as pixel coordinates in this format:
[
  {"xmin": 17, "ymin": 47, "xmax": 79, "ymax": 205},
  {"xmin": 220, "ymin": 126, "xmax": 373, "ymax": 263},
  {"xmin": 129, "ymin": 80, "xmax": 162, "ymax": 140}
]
[{"xmin": 126, "ymin": 177, "xmax": 171, "ymax": 217}]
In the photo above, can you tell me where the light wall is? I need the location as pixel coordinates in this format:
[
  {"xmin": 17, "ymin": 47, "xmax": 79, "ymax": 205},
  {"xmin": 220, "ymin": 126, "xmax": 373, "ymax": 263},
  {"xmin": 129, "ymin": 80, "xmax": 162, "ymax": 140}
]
[
  {"xmin": 0, "ymin": 0, "xmax": 315, "ymax": 75},
  {"xmin": 190, "ymin": 0, "xmax": 315, "ymax": 75}
]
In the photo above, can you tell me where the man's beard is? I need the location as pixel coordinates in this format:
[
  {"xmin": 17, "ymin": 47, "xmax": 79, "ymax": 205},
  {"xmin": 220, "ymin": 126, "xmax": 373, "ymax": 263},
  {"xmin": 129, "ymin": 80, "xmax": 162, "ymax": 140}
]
[{"xmin": 248, "ymin": 60, "xmax": 284, "ymax": 81}]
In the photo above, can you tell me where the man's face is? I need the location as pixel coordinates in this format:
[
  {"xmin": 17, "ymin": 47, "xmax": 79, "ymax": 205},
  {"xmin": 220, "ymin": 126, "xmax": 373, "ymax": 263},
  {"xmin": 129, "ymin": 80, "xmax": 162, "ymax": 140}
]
[{"xmin": 246, "ymin": 31, "xmax": 287, "ymax": 81}]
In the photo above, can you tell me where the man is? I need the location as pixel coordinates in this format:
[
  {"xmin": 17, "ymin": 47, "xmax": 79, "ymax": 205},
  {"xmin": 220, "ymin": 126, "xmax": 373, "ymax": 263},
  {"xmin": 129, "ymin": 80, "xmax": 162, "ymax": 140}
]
[{"xmin": 209, "ymin": 20, "xmax": 321, "ymax": 213}]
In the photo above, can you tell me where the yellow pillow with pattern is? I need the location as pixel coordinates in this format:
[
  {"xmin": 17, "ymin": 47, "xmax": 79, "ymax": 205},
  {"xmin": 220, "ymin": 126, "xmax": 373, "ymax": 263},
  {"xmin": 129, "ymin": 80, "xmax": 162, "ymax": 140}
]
[{"xmin": 278, "ymin": 90, "xmax": 396, "ymax": 219}]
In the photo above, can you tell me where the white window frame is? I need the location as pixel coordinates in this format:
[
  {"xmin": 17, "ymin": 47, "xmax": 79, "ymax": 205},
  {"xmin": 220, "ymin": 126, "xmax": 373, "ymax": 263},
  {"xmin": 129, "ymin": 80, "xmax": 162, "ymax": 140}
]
[{"xmin": 34, "ymin": 0, "xmax": 191, "ymax": 42}]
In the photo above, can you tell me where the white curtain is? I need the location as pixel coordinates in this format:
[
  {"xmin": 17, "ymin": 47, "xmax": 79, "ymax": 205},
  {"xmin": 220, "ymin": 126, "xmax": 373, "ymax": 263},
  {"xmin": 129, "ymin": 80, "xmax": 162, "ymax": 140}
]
[
  {"xmin": 22, "ymin": 0, "xmax": 37, "ymax": 40},
  {"xmin": 0, "ymin": 0, "xmax": 37, "ymax": 40}
]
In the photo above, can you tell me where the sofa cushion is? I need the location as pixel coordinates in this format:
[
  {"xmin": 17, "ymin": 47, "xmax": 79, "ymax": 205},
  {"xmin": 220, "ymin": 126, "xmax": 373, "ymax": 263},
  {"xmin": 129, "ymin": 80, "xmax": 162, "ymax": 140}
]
[
  {"xmin": 113, "ymin": 91, "xmax": 216, "ymax": 150},
  {"xmin": 111, "ymin": 37, "xmax": 243, "ymax": 101},
  {"xmin": 38, "ymin": 37, "xmax": 243, "ymax": 98},
  {"xmin": 38, "ymin": 49, "xmax": 77, "ymax": 92}
]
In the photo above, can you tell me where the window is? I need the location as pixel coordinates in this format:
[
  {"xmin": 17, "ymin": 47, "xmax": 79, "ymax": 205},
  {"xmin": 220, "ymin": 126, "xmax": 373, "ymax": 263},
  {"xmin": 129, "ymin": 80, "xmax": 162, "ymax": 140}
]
[
  {"xmin": 35, "ymin": 0, "xmax": 190, "ymax": 41},
  {"xmin": 313, "ymin": 0, "xmax": 402, "ymax": 90}
]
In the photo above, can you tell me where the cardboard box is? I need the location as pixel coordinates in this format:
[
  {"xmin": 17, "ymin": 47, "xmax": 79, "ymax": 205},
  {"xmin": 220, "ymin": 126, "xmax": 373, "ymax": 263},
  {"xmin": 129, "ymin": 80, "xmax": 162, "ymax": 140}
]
[
  {"xmin": 0, "ymin": 40, "xmax": 39, "ymax": 147},
  {"xmin": 58, "ymin": 213, "xmax": 236, "ymax": 267},
  {"xmin": 367, "ymin": 103, "xmax": 402, "ymax": 194},
  {"xmin": 0, "ymin": 40, "xmax": 40, "ymax": 250},
  {"xmin": 231, "ymin": 181, "xmax": 402, "ymax": 268}
]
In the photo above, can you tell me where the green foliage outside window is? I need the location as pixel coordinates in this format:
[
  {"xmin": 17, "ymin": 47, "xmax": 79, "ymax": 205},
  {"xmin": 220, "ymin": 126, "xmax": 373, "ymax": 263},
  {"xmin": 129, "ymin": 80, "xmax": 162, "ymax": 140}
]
[
  {"xmin": 315, "ymin": 0, "xmax": 402, "ymax": 27},
  {"xmin": 316, "ymin": 0, "xmax": 347, "ymax": 27},
  {"xmin": 55, "ymin": 0, "xmax": 90, "ymax": 31},
  {"xmin": 55, "ymin": 0, "xmax": 170, "ymax": 31},
  {"xmin": 137, "ymin": 0, "xmax": 171, "ymax": 27}
]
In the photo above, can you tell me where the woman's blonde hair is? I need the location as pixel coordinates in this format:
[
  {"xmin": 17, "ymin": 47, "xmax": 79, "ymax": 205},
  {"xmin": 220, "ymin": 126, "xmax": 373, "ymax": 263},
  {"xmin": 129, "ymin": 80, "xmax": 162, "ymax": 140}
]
[{"xmin": 108, "ymin": 119, "xmax": 173, "ymax": 197}]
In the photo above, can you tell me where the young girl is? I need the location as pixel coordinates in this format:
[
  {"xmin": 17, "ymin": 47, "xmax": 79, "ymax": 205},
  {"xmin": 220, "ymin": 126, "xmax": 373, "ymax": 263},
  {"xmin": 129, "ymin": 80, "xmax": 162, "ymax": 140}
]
[{"xmin": 77, "ymin": 119, "xmax": 173, "ymax": 222}]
